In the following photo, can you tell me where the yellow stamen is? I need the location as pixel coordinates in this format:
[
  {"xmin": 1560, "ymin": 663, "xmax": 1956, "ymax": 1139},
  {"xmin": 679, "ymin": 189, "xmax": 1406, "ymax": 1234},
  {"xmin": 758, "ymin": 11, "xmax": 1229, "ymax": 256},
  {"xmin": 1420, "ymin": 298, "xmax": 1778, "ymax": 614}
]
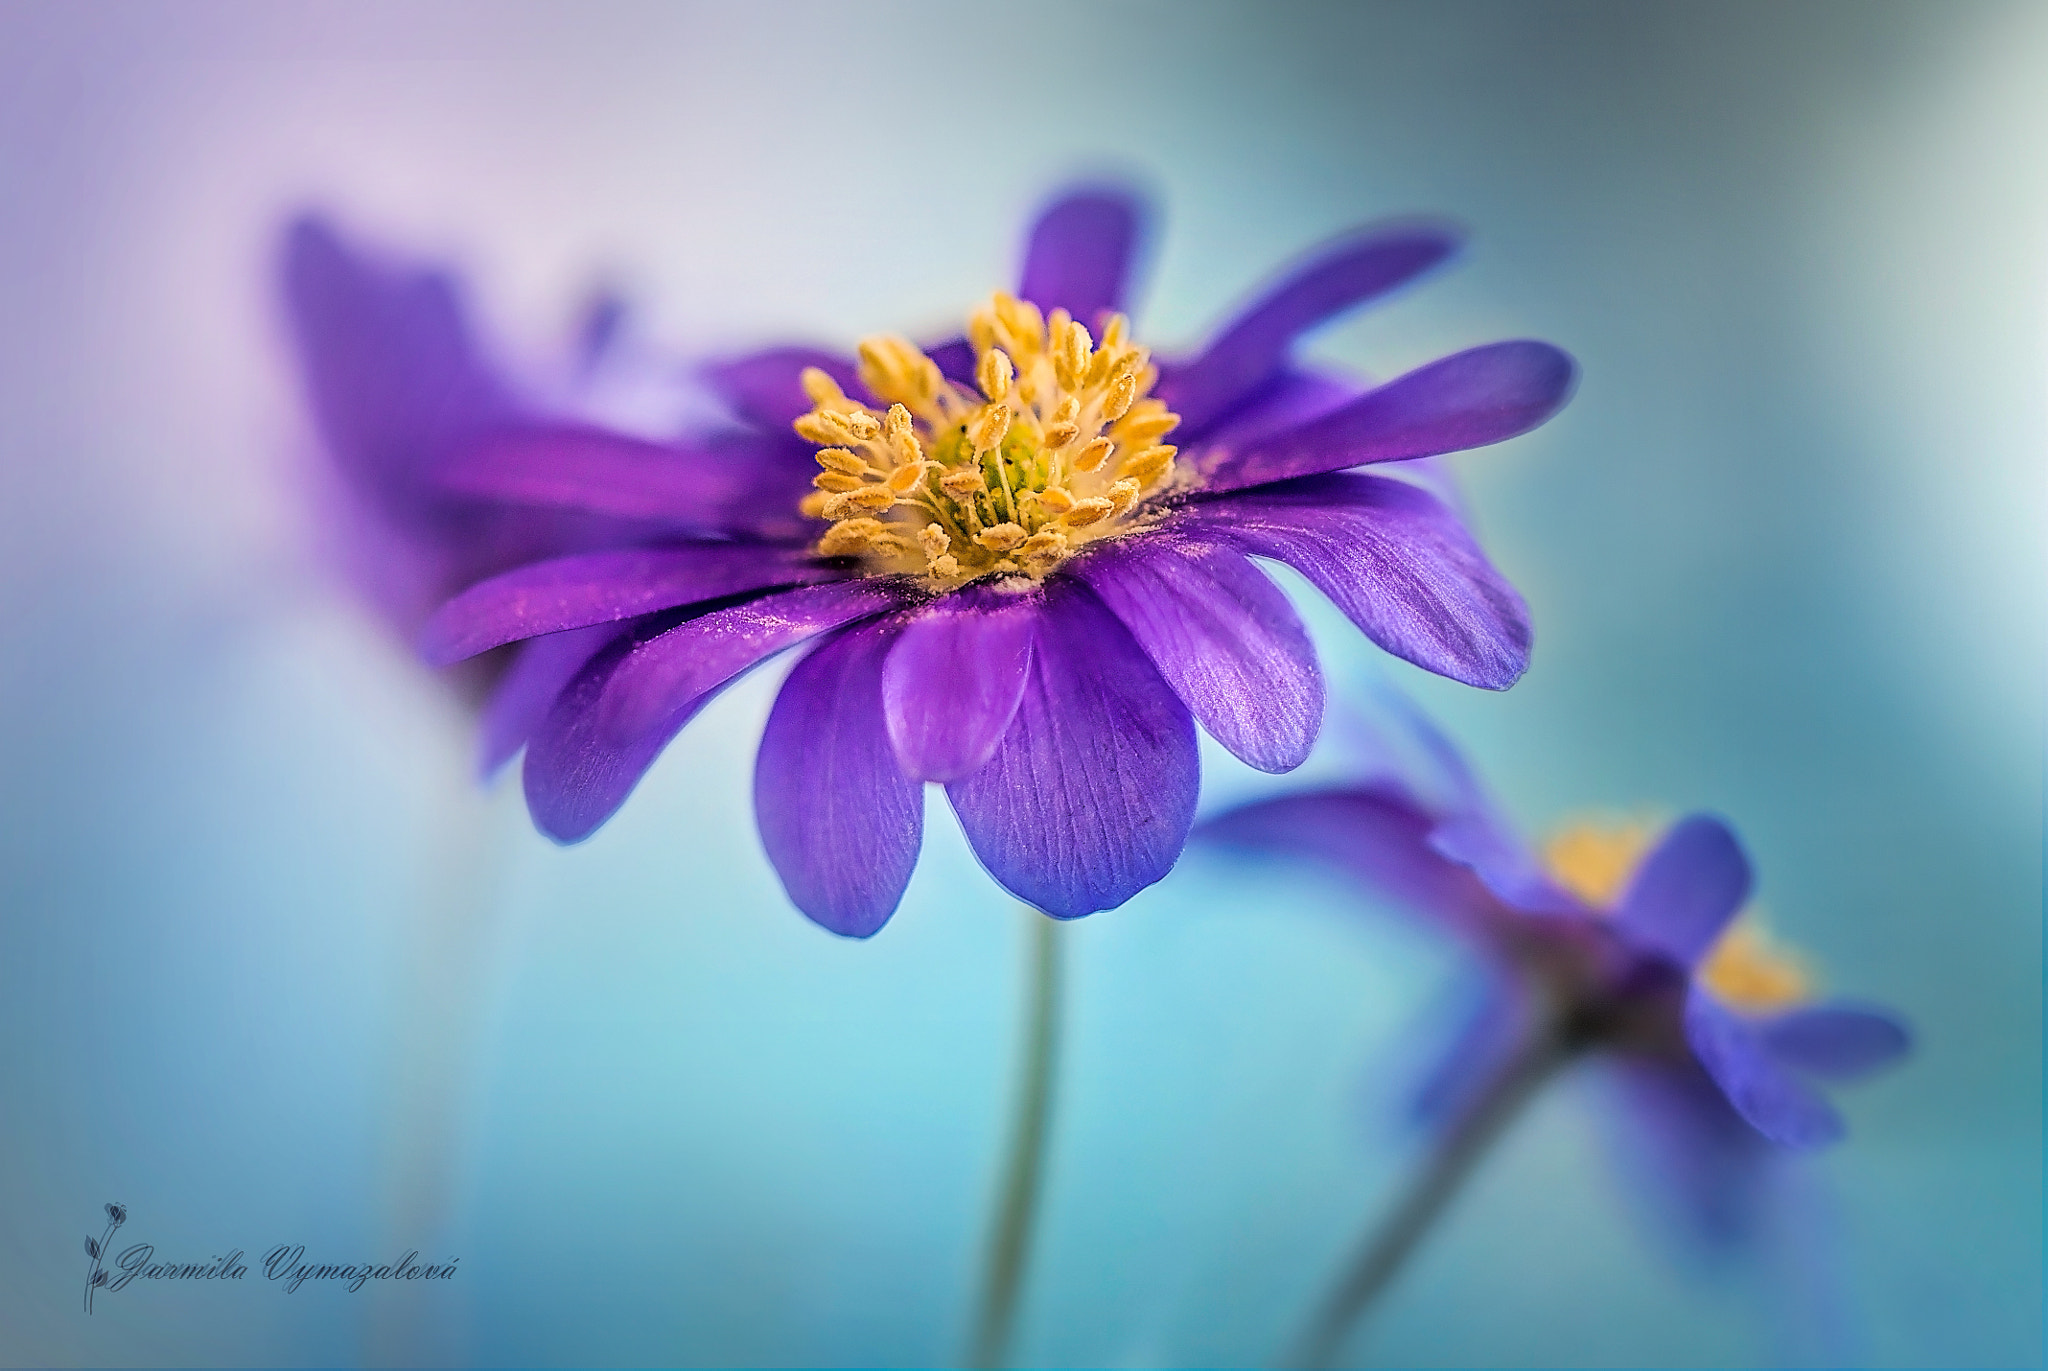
[
  {"xmin": 1700, "ymin": 922, "xmax": 1812, "ymax": 1012},
  {"xmin": 792, "ymin": 294, "xmax": 1186, "ymax": 584},
  {"xmin": 1541, "ymin": 818, "xmax": 1660, "ymax": 907}
]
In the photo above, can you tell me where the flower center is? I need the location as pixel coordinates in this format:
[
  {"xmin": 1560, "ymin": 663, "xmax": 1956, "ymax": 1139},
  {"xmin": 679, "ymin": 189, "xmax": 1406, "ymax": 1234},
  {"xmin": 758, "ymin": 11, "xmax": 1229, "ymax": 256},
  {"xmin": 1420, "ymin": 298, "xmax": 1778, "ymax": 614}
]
[
  {"xmin": 793, "ymin": 293, "xmax": 1182, "ymax": 585},
  {"xmin": 1544, "ymin": 819, "xmax": 1811, "ymax": 1013},
  {"xmin": 1542, "ymin": 819, "xmax": 1658, "ymax": 908}
]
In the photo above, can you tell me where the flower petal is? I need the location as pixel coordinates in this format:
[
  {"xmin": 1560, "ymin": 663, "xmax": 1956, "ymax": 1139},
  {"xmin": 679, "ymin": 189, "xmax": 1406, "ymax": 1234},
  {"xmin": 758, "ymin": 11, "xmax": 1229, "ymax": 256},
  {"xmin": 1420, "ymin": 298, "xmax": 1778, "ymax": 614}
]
[
  {"xmin": 945, "ymin": 579, "xmax": 1198, "ymax": 919},
  {"xmin": 1180, "ymin": 473, "xmax": 1531, "ymax": 690},
  {"xmin": 521, "ymin": 581, "xmax": 906, "ymax": 843},
  {"xmin": 420, "ymin": 544, "xmax": 838, "ymax": 665},
  {"xmin": 1196, "ymin": 787, "xmax": 1491, "ymax": 929},
  {"xmin": 601, "ymin": 580, "xmax": 916, "ymax": 744},
  {"xmin": 1599, "ymin": 1057, "xmax": 1774, "ymax": 1253},
  {"xmin": 1072, "ymin": 532, "xmax": 1323, "ymax": 773},
  {"xmin": 755, "ymin": 618, "xmax": 925, "ymax": 938},
  {"xmin": 1684, "ymin": 989, "xmax": 1845, "ymax": 1149},
  {"xmin": 702, "ymin": 347, "xmax": 863, "ymax": 430},
  {"xmin": 1614, "ymin": 815, "xmax": 1753, "ymax": 968},
  {"xmin": 881, "ymin": 584, "xmax": 1040, "ymax": 783},
  {"xmin": 1192, "ymin": 341, "xmax": 1577, "ymax": 493},
  {"xmin": 440, "ymin": 422, "xmax": 751, "ymax": 524},
  {"xmin": 1761, "ymin": 1003, "xmax": 1913, "ymax": 1081},
  {"xmin": 1017, "ymin": 186, "xmax": 1147, "ymax": 324},
  {"xmin": 1161, "ymin": 220, "xmax": 1461, "ymax": 433},
  {"xmin": 476, "ymin": 622, "xmax": 626, "ymax": 776},
  {"xmin": 1173, "ymin": 367, "xmax": 1361, "ymax": 451}
]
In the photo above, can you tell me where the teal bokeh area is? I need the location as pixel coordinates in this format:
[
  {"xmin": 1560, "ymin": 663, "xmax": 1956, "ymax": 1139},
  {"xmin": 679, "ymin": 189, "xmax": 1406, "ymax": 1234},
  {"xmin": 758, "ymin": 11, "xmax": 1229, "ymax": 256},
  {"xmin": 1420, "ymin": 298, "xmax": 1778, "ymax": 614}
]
[{"xmin": 0, "ymin": 3, "xmax": 2039, "ymax": 1366}]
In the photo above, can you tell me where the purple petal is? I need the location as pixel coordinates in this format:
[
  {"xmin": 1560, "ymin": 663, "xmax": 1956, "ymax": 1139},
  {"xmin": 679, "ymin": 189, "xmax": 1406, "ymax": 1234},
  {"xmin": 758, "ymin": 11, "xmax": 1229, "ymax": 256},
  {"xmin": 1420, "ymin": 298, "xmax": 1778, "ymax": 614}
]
[
  {"xmin": 476, "ymin": 622, "xmax": 625, "ymax": 776},
  {"xmin": 1684, "ymin": 989, "xmax": 1845, "ymax": 1149},
  {"xmin": 1171, "ymin": 367, "xmax": 1362, "ymax": 451},
  {"xmin": 280, "ymin": 216, "xmax": 513, "ymax": 521},
  {"xmin": 520, "ymin": 581, "xmax": 906, "ymax": 843},
  {"xmin": 440, "ymin": 423, "xmax": 752, "ymax": 524},
  {"xmin": 1614, "ymin": 815, "xmax": 1753, "ymax": 968},
  {"xmin": 1072, "ymin": 532, "xmax": 1323, "ymax": 773},
  {"xmin": 1180, "ymin": 473, "xmax": 1531, "ymax": 690},
  {"xmin": 924, "ymin": 338, "xmax": 976, "ymax": 387},
  {"xmin": 702, "ymin": 348, "xmax": 862, "ymax": 430},
  {"xmin": 1016, "ymin": 187, "xmax": 1147, "ymax": 324},
  {"xmin": 600, "ymin": 579, "xmax": 916, "ymax": 743},
  {"xmin": 1193, "ymin": 342, "xmax": 1577, "ymax": 493},
  {"xmin": 1600, "ymin": 1057, "xmax": 1774, "ymax": 1253},
  {"xmin": 1197, "ymin": 787, "xmax": 1496, "ymax": 931},
  {"xmin": 1161, "ymin": 221, "xmax": 1460, "ymax": 433},
  {"xmin": 421, "ymin": 544, "xmax": 838, "ymax": 665},
  {"xmin": 755, "ymin": 618, "xmax": 925, "ymax": 938},
  {"xmin": 880, "ymin": 583, "xmax": 1040, "ymax": 783},
  {"xmin": 945, "ymin": 578, "xmax": 1197, "ymax": 919},
  {"xmin": 1761, "ymin": 1004, "xmax": 1912, "ymax": 1081},
  {"xmin": 1411, "ymin": 977, "xmax": 1533, "ymax": 1131}
]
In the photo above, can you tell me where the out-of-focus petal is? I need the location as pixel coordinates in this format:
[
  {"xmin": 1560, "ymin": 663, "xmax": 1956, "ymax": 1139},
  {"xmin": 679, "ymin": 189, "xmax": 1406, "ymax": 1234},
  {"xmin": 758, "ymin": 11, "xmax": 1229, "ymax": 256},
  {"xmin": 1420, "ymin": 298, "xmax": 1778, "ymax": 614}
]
[
  {"xmin": 1196, "ymin": 787, "xmax": 1495, "ymax": 930},
  {"xmin": 1180, "ymin": 472, "xmax": 1531, "ymax": 690},
  {"xmin": 420, "ymin": 545, "xmax": 839, "ymax": 665},
  {"xmin": 881, "ymin": 583, "xmax": 1040, "ymax": 783},
  {"xmin": 1072, "ymin": 532, "xmax": 1323, "ymax": 773},
  {"xmin": 1192, "ymin": 341, "xmax": 1576, "ymax": 493},
  {"xmin": 599, "ymin": 580, "xmax": 915, "ymax": 743},
  {"xmin": 703, "ymin": 348, "xmax": 862, "ymax": 430},
  {"xmin": 520, "ymin": 581, "xmax": 906, "ymax": 843},
  {"xmin": 1614, "ymin": 816, "xmax": 1753, "ymax": 968},
  {"xmin": 476, "ymin": 622, "xmax": 625, "ymax": 776},
  {"xmin": 754, "ymin": 617, "xmax": 924, "ymax": 938},
  {"xmin": 440, "ymin": 423, "xmax": 752, "ymax": 524},
  {"xmin": 1017, "ymin": 186, "xmax": 1147, "ymax": 324},
  {"xmin": 1599, "ymin": 1056, "xmax": 1775, "ymax": 1254},
  {"xmin": 1411, "ymin": 975, "xmax": 1533, "ymax": 1131},
  {"xmin": 1684, "ymin": 989, "xmax": 1845, "ymax": 1149},
  {"xmin": 946, "ymin": 579, "xmax": 1197, "ymax": 919},
  {"xmin": 1161, "ymin": 221, "xmax": 1461, "ymax": 433},
  {"xmin": 1762, "ymin": 1003, "xmax": 1913, "ymax": 1080}
]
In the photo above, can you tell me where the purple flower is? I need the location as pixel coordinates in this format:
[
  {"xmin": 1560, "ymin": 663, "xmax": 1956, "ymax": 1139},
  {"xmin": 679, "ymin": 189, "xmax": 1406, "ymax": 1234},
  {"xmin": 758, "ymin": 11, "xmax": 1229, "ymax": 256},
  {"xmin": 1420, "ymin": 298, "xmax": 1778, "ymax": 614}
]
[
  {"xmin": 1199, "ymin": 706, "xmax": 1910, "ymax": 1245},
  {"xmin": 420, "ymin": 188, "xmax": 1577, "ymax": 934},
  {"xmin": 279, "ymin": 216, "xmax": 686, "ymax": 768}
]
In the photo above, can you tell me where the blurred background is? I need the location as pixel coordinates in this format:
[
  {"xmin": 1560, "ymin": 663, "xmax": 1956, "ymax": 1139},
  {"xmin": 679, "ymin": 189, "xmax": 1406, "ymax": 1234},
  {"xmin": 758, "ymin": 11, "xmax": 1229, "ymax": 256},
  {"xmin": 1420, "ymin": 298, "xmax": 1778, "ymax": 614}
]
[{"xmin": 0, "ymin": 2, "xmax": 2040, "ymax": 1366}]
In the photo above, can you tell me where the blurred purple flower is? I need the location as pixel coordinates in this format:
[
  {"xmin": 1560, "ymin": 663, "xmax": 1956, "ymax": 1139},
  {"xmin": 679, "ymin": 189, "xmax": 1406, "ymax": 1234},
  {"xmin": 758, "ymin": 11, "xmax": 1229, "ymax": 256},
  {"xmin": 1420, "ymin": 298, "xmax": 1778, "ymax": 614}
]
[
  {"xmin": 279, "ymin": 216, "xmax": 687, "ymax": 770},
  {"xmin": 420, "ymin": 188, "xmax": 1577, "ymax": 935},
  {"xmin": 1200, "ymin": 704, "xmax": 1910, "ymax": 1247}
]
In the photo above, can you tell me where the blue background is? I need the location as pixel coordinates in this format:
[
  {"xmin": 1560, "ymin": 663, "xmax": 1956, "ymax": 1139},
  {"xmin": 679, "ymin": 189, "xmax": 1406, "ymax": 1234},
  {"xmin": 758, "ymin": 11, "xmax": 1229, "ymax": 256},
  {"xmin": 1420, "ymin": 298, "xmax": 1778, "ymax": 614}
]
[{"xmin": 0, "ymin": 3, "xmax": 2039, "ymax": 1366}]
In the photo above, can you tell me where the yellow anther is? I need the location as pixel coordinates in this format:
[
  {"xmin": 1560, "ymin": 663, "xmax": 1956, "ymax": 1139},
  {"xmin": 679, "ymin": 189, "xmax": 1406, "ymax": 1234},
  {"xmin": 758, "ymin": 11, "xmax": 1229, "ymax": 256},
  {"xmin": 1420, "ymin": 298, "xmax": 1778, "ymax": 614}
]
[
  {"xmin": 1056, "ymin": 319, "xmax": 1093, "ymax": 388},
  {"xmin": 799, "ymin": 491, "xmax": 831, "ymax": 519},
  {"xmin": 823, "ymin": 486, "xmax": 899, "ymax": 520},
  {"xmin": 816, "ymin": 447, "xmax": 867, "ymax": 476},
  {"xmin": 1044, "ymin": 422, "xmax": 1081, "ymax": 450},
  {"xmin": 977, "ymin": 347, "xmax": 1015, "ymax": 402},
  {"xmin": 1120, "ymin": 444, "xmax": 1177, "ymax": 488},
  {"xmin": 1073, "ymin": 437, "xmax": 1115, "ymax": 473},
  {"xmin": 1060, "ymin": 498, "xmax": 1115, "ymax": 529},
  {"xmin": 812, "ymin": 470, "xmax": 865, "ymax": 493},
  {"xmin": 794, "ymin": 411, "xmax": 854, "ymax": 445},
  {"xmin": 1103, "ymin": 372, "xmax": 1138, "ymax": 423},
  {"xmin": 818, "ymin": 518, "xmax": 886, "ymax": 556},
  {"xmin": 1105, "ymin": 477, "xmax": 1142, "ymax": 516},
  {"xmin": 844, "ymin": 410, "xmax": 882, "ymax": 441},
  {"xmin": 976, "ymin": 523, "xmax": 1027, "ymax": 552},
  {"xmin": 939, "ymin": 468, "xmax": 987, "ymax": 498},
  {"xmin": 885, "ymin": 462, "xmax": 931, "ymax": 494},
  {"xmin": 800, "ymin": 366, "xmax": 849, "ymax": 408},
  {"xmin": 1018, "ymin": 529, "xmax": 1067, "ymax": 559},
  {"xmin": 919, "ymin": 524, "xmax": 952, "ymax": 558},
  {"xmin": 1100, "ymin": 313, "xmax": 1128, "ymax": 351},
  {"xmin": 1051, "ymin": 395, "xmax": 1080, "ymax": 425},
  {"xmin": 884, "ymin": 404, "xmax": 923, "ymax": 463},
  {"xmin": 1032, "ymin": 487, "xmax": 1077, "ymax": 515},
  {"xmin": 1116, "ymin": 403, "xmax": 1180, "ymax": 444},
  {"xmin": 1543, "ymin": 821, "xmax": 1659, "ymax": 908},
  {"xmin": 970, "ymin": 403, "xmax": 1011, "ymax": 454},
  {"xmin": 929, "ymin": 553, "xmax": 960, "ymax": 578}
]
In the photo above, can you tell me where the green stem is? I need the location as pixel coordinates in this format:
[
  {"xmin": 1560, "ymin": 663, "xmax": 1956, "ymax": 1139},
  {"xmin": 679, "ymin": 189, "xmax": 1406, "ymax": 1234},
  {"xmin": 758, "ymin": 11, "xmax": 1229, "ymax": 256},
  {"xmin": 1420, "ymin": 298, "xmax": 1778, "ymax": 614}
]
[
  {"xmin": 1287, "ymin": 1027, "xmax": 1571, "ymax": 1369},
  {"xmin": 969, "ymin": 909, "xmax": 1065, "ymax": 1370}
]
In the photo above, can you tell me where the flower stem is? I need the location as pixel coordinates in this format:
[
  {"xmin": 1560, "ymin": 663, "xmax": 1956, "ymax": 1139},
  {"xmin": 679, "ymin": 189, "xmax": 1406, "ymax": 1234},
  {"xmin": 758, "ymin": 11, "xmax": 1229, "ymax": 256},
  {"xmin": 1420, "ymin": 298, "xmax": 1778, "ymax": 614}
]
[
  {"xmin": 969, "ymin": 908, "xmax": 1065, "ymax": 1370},
  {"xmin": 1287, "ymin": 1027, "xmax": 1570, "ymax": 1369}
]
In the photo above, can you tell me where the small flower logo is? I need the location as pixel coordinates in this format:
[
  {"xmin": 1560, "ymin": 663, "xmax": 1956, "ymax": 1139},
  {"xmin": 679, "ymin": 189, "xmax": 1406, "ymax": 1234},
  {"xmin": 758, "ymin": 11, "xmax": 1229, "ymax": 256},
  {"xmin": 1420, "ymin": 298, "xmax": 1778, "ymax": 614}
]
[{"xmin": 84, "ymin": 1203, "xmax": 125, "ymax": 1314}]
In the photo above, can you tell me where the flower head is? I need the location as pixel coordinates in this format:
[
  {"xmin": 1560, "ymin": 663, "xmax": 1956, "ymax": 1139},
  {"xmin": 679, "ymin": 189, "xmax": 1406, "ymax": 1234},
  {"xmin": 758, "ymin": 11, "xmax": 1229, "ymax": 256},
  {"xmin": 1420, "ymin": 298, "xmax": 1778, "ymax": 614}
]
[
  {"xmin": 1199, "ymin": 701, "xmax": 1910, "ymax": 1239},
  {"xmin": 422, "ymin": 187, "xmax": 1578, "ymax": 935}
]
